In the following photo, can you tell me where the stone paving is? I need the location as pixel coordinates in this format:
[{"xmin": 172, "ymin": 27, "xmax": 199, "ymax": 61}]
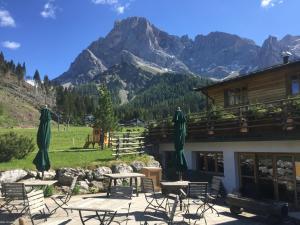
[{"xmin": 0, "ymin": 193, "xmax": 294, "ymax": 225}]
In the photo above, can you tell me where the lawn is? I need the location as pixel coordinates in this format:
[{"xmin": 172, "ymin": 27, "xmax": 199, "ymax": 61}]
[
  {"xmin": 0, "ymin": 126, "xmax": 151, "ymax": 170},
  {"xmin": 0, "ymin": 125, "xmax": 92, "ymax": 152}
]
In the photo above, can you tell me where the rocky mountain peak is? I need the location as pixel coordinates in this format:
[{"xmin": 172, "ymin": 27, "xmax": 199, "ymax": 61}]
[{"xmin": 54, "ymin": 17, "xmax": 300, "ymax": 85}]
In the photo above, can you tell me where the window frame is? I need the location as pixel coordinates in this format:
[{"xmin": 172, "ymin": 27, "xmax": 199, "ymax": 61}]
[
  {"xmin": 195, "ymin": 151, "xmax": 224, "ymax": 175},
  {"xmin": 224, "ymin": 86, "xmax": 248, "ymax": 107},
  {"xmin": 290, "ymin": 74, "xmax": 300, "ymax": 96}
]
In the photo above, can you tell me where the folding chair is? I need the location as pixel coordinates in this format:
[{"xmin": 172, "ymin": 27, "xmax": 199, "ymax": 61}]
[
  {"xmin": 1, "ymin": 183, "xmax": 27, "ymax": 213},
  {"xmin": 110, "ymin": 186, "xmax": 133, "ymax": 225},
  {"xmin": 26, "ymin": 190, "xmax": 48, "ymax": 225},
  {"xmin": 182, "ymin": 182, "xmax": 208, "ymax": 225},
  {"xmin": 141, "ymin": 178, "xmax": 169, "ymax": 213},
  {"xmin": 205, "ymin": 176, "xmax": 222, "ymax": 216},
  {"xmin": 50, "ymin": 176, "xmax": 78, "ymax": 215}
]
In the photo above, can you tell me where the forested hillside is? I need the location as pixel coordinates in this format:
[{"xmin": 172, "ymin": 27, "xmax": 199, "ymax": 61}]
[{"xmin": 115, "ymin": 73, "xmax": 208, "ymax": 120}]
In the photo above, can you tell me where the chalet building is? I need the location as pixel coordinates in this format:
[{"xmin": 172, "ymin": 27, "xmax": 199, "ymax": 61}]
[{"xmin": 148, "ymin": 59, "xmax": 300, "ymax": 207}]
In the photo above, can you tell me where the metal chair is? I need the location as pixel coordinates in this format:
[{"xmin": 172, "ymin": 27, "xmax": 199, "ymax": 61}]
[
  {"xmin": 1, "ymin": 183, "xmax": 28, "ymax": 213},
  {"xmin": 205, "ymin": 176, "xmax": 222, "ymax": 216},
  {"xmin": 141, "ymin": 178, "xmax": 169, "ymax": 213},
  {"xmin": 26, "ymin": 190, "xmax": 47, "ymax": 225},
  {"xmin": 182, "ymin": 182, "xmax": 208, "ymax": 225},
  {"xmin": 50, "ymin": 176, "xmax": 78, "ymax": 215},
  {"xmin": 109, "ymin": 186, "xmax": 133, "ymax": 225}
]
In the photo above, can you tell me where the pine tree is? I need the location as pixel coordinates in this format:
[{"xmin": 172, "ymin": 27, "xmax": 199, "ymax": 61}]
[
  {"xmin": 95, "ymin": 84, "xmax": 116, "ymax": 135},
  {"xmin": 43, "ymin": 75, "xmax": 50, "ymax": 94},
  {"xmin": 33, "ymin": 70, "xmax": 41, "ymax": 86}
]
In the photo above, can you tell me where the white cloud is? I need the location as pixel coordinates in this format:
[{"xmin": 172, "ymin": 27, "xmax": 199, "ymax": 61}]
[
  {"xmin": 261, "ymin": 0, "xmax": 284, "ymax": 8},
  {"xmin": 115, "ymin": 5, "xmax": 125, "ymax": 14},
  {"xmin": 41, "ymin": 0, "xmax": 57, "ymax": 19},
  {"xmin": 91, "ymin": 0, "xmax": 118, "ymax": 5},
  {"xmin": 0, "ymin": 10, "xmax": 16, "ymax": 27},
  {"xmin": 92, "ymin": 0, "xmax": 133, "ymax": 14},
  {"xmin": 2, "ymin": 41, "xmax": 21, "ymax": 50}
]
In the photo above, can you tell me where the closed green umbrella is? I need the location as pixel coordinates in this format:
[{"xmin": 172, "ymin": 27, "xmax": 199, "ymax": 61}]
[
  {"xmin": 173, "ymin": 107, "xmax": 188, "ymax": 180},
  {"xmin": 33, "ymin": 107, "xmax": 51, "ymax": 179}
]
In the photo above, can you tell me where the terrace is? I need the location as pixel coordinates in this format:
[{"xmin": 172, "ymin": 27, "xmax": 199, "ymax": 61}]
[{"xmin": 147, "ymin": 96, "xmax": 300, "ymax": 143}]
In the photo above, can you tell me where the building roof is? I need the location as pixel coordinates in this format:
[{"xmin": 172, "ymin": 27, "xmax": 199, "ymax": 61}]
[{"xmin": 195, "ymin": 60, "xmax": 300, "ymax": 92}]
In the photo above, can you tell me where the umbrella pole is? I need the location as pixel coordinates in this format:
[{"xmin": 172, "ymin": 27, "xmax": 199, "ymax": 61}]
[{"xmin": 42, "ymin": 171, "xmax": 44, "ymax": 180}]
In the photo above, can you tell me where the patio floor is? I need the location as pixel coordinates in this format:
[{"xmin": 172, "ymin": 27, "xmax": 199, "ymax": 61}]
[{"xmin": 0, "ymin": 193, "xmax": 295, "ymax": 225}]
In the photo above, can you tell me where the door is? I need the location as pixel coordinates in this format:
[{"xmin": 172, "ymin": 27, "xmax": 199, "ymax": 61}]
[
  {"xmin": 257, "ymin": 154, "xmax": 275, "ymax": 200},
  {"xmin": 275, "ymin": 155, "xmax": 295, "ymax": 203}
]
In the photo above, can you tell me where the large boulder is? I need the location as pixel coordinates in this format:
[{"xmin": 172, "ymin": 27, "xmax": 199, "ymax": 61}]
[
  {"xmin": 0, "ymin": 169, "xmax": 28, "ymax": 183},
  {"xmin": 111, "ymin": 163, "xmax": 133, "ymax": 174},
  {"xmin": 93, "ymin": 167, "xmax": 112, "ymax": 181},
  {"xmin": 39, "ymin": 170, "xmax": 56, "ymax": 180},
  {"xmin": 90, "ymin": 181, "xmax": 105, "ymax": 192},
  {"xmin": 130, "ymin": 161, "xmax": 146, "ymax": 172},
  {"xmin": 56, "ymin": 168, "xmax": 86, "ymax": 186}
]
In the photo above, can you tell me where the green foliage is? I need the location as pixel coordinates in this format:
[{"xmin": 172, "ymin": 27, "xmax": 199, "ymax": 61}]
[
  {"xmin": 248, "ymin": 104, "xmax": 268, "ymax": 118},
  {"xmin": 0, "ymin": 51, "xmax": 26, "ymax": 79},
  {"xmin": 95, "ymin": 85, "xmax": 116, "ymax": 132},
  {"xmin": 116, "ymin": 73, "xmax": 208, "ymax": 120},
  {"xmin": 0, "ymin": 132, "xmax": 35, "ymax": 162},
  {"xmin": 208, "ymin": 105, "xmax": 237, "ymax": 120},
  {"xmin": 55, "ymin": 84, "xmax": 98, "ymax": 124},
  {"xmin": 72, "ymin": 185, "xmax": 80, "ymax": 195},
  {"xmin": 44, "ymin": 185, "xmax": 54, "ymax": 197},
  {"xmin": 0, "ymin": 103, "xmax": 3, "ymax": 116}
]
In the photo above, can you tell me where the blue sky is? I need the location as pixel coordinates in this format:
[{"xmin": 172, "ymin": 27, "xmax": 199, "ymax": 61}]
[{"xmin": 0, "ymin": 0, "xmax": 299, "ymax": 79}]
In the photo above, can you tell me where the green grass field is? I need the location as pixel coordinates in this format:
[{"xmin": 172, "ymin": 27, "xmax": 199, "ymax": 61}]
[{"xmin": 0, "ymin": 126, "xmax": 150, "ymax": 170}]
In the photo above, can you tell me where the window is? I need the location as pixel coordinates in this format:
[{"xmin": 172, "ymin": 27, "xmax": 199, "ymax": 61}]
[
  {"xmin": 224, "ymin": 87, "xmax": 248, "ymax": 107},
  {"xmin": 291, "ymin": 75, "xmax": 300, "ymax": 96},
  {"xmin": 196, "ymin": 152, "xmax": 224, "ymax": 174}
]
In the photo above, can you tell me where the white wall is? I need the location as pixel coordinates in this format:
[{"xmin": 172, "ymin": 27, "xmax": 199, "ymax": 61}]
[{"xmin": 159, "ymin": 140, "xmax": 300, "ymax": 193}]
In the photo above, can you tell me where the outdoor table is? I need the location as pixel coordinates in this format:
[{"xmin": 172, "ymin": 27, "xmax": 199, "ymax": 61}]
[
  {"xmin": 160, "ymin": 181, "xmax": 189, "ymax": 210},
  {"xmin": 19, "ymin": 180, "xmax": 57, "ymax": 192},
  {"xmin": 63, "ymin": 198, "xmax": 130, "ymax": 225},
  {"xmin": 103, "ymin": 173, "xmax": 145, "ymax": 197}
]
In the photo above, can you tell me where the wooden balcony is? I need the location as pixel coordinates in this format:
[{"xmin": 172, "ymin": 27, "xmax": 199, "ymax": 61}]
[{"xmin": 147, "ymin": 96, "xmax": 300, "ymax": 143}]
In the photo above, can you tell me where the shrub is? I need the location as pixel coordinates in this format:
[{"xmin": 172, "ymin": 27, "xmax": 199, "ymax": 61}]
[
  {"xmin": 72, "ymin": 185, "xmax": 80, "ymax": 195},
  {"xmin": 43, "ymin": 185, "xmax": 54, "ymax": 197},
  {"xmin": 0, "ymin": 132, "xmax": 35, "ymax": 162},
  {"xmin": 0, "ymin": 103, "xmax": 3, "ymax": 116}
]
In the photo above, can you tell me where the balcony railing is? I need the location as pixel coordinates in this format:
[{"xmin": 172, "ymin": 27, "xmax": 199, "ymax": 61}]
[{"xmin": 147, "ymin": 96, "xmax": 300, "ymax": 143}]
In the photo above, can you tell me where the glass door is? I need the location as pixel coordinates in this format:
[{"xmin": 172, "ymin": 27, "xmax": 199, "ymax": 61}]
[
  {"xmin": 257, "ymin": 154, "xmax": 275, "ymax": 200},
  {"xmin": 275, "ymin": 155, "xmax": 295, "ymax": 203}
]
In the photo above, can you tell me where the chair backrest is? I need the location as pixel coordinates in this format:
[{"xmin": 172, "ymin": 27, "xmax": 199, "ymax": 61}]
[
  {"xmin": 110, "ymin": 186, "xmax": 133, "ymax": 199},
  {"xmin": 26, "ymin": 190, "xmax": 45, "ymax": 215},
  {"xmin": 65, "ymin": 176, "xmax": 78, "ymax": 202},
  {"xmin": 141, "ymin": 178, "xmax": 154, "ymax": 193},
  {"xmin": 2, "ymin": 183, "xmax": 26, "ymax": 201},
  {"xmin": 211, "ymin": 176, "xmax": 222, "ymax": 195},
  {"xmin": 188, "ymin": 182, "xmax": 208, "ymax": 199}
]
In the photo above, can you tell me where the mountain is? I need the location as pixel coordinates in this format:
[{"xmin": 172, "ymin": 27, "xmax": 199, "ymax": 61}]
[{"xmin": 54, "ymin": 16, "xmax": 300, "ymax": 85}]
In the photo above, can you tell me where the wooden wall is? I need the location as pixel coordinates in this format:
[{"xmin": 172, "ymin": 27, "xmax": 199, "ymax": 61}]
[{"xmin": 206, "ymin": 65, "xmax": 300, "ymax": 107}]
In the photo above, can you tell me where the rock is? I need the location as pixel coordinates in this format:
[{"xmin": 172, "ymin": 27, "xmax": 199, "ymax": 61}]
[
  {"xmin": 38, "ymin": 170, "xmax": 56, "ymax": 180},
  {"xmin": 130, "ymin": 161, "xmax": 146, "ymax": 172},
  {"xmin": 111, "ymin": 163, "xmax": 133, "ymax": 174},
  {"xmin": 26, "ymin": 170, "xmax": 38, "ymax": 178},
  {"xmin": 56, "ymin": 168, "xmax": 87, "ymax": 185},
  {"xmin": 93, "ymin": 167, "xmax": 112, "ymax": 181},
  {"xmin": 85, "ymin": 170, "xmax": 94, "ymax": 181},
  {"xmin": 147, "ymin": 159, "xmax": 161, "ymax": 168},
  {"xmin": 78, "ymin": 181, "xmax": 89, "ymax": 191},
  {"xmin": 0, "ymin": 169, "xmax": 28, "ymax": 183},
  {"xmin": 90, "ymin": 181, "xmax": 104, "ymax": 192}
]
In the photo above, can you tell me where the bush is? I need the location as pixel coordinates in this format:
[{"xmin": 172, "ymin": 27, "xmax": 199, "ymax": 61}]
[
  {"xmin": 0, "ymin": 132, "xmax": 35, "ymax": 162},
  {"xmin": 43, "ymin": 185, "xmax": 54, "ymax": 197},
  {"xmin": 0, "ymin": 103, "xmax": 3, "ymax": 116},
  {"xmin": 72, "ymin": 185, "xmax": 80, "ymax": 195}
]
